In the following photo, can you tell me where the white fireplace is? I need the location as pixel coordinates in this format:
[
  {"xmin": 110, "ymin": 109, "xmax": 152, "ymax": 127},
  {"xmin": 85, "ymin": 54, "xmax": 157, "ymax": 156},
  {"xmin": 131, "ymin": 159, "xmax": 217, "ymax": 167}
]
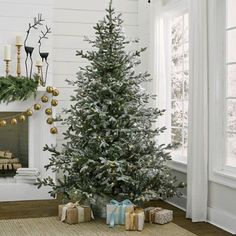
[{"xmin": 0, "ymin": 90, "xmax": 56, "ymax": 202}]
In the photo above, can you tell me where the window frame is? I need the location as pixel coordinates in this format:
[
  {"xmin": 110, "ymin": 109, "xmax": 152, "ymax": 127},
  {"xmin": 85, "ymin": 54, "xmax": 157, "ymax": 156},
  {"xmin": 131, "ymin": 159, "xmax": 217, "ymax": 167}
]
[
  {"xmin": 158, "ymin": 0, "xmax": 189, "ymax": 173},
  {"xmin": 209, "ymin": 0, "xmax": 236, "ymax": 189}
]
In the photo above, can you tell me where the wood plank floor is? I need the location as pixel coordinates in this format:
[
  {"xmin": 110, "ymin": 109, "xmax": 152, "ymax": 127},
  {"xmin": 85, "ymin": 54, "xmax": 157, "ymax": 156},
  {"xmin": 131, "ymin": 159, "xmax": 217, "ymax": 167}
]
[
  {"xmin": 0, "ymin": 199, "xmax": 233, "ymax": 235},
  {"xmin": 148, "ymin": 200, "xmax": 234, "ymax": 236}
]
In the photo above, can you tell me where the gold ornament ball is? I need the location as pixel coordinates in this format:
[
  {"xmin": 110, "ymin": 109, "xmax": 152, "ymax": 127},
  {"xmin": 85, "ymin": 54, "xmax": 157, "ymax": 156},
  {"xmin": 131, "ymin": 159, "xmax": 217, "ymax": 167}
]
[
  {"xmin": 47, "ymin": 117, "xmax": 54, "ymax": 125},
  {"xmin": 51, "ymin": 99, "xmax": 58, "ymax": 107},
  {"xmin": 50, "ymin": 127, "xmax": 58, "ymax": 134},
  {"xmin": 0, "ymin": 120, "xmax": 7, "ymax": 127},
  {"xmin": 34, "ymin": 104, "xmax": 41, "ymax": 111},
  {"xmin": 52, "ymin": 89, "xmax": 59, "ymax": 97},
  {"xmin": 46, "ymin": 86, "xmax": 54, "ymax": 93},
  {"xmin": 19, "ymin": 115, "xmax": 26, "ymax": 122},
  {"xmin": 179, "ymin": 182, "xmax": 186, "ymax": 188},
  {"xmin": 26, "ymin": 109, "xmax": 33, "ymax": 117},
  {"xmin": 11, "ymin": 118, "xmax": 18, "ymax": 125},
  {"xmin": 41, "ymin": 96, "xmax": 49, "ymax": 103},
  {"xmin": 45, "ymin": 108, "xmax": 52, "ymax": 115}
]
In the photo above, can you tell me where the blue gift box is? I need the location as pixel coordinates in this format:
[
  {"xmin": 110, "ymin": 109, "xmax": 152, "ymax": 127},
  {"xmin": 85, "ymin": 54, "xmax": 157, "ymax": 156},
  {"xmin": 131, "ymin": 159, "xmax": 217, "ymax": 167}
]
[{"xmin": 106, "ymin": 199, "xmax": 134, "ymax": 227}]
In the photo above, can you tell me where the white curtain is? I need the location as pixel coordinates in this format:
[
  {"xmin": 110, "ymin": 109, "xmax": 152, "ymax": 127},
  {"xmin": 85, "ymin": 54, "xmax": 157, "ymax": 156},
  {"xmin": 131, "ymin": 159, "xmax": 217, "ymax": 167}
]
[
  {"xmin": 149, "ymin": 0, "xmax": 167, "ymax": 129},
  {"xmin": 186, "ymin": 0, "xmax": 208, "ymax": 222}
]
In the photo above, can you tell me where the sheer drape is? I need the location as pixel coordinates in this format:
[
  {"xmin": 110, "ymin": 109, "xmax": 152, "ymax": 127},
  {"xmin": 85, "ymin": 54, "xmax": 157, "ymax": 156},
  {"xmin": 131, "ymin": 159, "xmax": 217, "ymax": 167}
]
[{"xmin": 186, "ymin": 0, "xmax": 208, "ymax": 222}]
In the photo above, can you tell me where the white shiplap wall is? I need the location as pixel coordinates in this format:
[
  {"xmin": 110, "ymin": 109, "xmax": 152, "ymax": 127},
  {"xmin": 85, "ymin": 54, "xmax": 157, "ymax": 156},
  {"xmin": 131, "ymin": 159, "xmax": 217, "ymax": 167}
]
[{"xmin": 53, "ymin": 0, "xmax": 139, "ymax": 144}]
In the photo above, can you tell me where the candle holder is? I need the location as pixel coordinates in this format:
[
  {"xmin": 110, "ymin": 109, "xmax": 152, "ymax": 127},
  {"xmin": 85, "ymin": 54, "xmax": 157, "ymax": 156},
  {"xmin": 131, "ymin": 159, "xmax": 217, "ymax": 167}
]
[
  {"xmin": 24, "ymin": 46, "xmax": 34, "ymax": 78},
  {"xmin": 36, "ymin": 64, "xmax": 43, "ymax": 85},
  {"xmin": 40, "ymin": 53, "xmax": 49, "ymax": 87},
  {"xmin": 4, "ymin": 59, "xmax": 11, "ymax": 77},
  {"xmin": 16, "ymin": 44, "xmax": 22, "ymax": 77}
]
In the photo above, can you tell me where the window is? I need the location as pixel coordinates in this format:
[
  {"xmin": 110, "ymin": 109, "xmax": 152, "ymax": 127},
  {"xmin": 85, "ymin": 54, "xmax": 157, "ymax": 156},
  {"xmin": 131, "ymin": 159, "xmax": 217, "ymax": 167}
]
[
  {"xmin": 226, "ymin": 0, "xmax": 236, "ymax": 167},
  {"xmin": 209, "ymin": 0, "xmax": 236, "ymax": 187},
  {"xmin": 170, "ymin": 13, "xmax": 189, "ymax": 162},
  {"xmin": 156, "ymin": 1, "xmax": 189, "ymax": 169}
]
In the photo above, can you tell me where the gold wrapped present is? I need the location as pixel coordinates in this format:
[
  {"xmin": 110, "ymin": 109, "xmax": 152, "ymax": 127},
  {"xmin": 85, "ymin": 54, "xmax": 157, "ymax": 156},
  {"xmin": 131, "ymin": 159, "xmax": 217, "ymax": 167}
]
[
  {"xmin": 58, "ymin": 202, "xmax": 94, "ymax": 225},
  {"xmin": 145, "ymin": 207, "xmax": 173, "ymax": 224},
  {"xmin": 125, "ymin": 208, "xmax": 144, "ymax": 231}
]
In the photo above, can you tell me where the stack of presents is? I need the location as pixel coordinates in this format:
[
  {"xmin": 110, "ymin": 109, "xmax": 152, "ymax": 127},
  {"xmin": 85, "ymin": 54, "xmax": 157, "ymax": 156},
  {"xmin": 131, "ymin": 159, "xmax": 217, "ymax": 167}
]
[
  {"xmin": 58, "ymin": 199, "xmax": 173, "ymax": 232},
  {"xmin": 0, "ymin": 150, "xmax": 22, "ymax": 172}
]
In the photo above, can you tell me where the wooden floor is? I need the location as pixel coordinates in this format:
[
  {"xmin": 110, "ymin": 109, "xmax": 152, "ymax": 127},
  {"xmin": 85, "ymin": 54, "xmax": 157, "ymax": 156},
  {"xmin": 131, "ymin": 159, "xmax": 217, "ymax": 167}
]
[
  {"xmin": 0, "ymin": 199, "xmax": 233, "ymax": 236},
  {"xmin": 148, "ymin": 201, "xmax": 234, "ymax": 236}
]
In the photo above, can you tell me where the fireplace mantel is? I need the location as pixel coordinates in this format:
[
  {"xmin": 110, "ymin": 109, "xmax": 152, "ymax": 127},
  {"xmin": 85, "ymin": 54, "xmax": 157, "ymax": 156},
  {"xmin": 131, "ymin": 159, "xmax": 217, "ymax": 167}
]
[{"xmin": 0, "ymin": 92, "xmax": 56, "ymax": 202}]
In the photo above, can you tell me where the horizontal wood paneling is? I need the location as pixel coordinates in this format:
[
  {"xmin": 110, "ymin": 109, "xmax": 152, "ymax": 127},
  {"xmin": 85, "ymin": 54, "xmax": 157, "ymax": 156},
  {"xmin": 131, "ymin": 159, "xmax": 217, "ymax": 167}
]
[
  {"xmin": 0, "ymin": 0, "xmax": 52, "ymax": 6},
  {"xmin": 54, "ymin": 22, "xmax": 138, "ymax": 38},
  {"xmin": 54, "ymin": 0, "xmax": 138, "ymax": 13},
  {"xmin": 54, "ymin": 9, "xmax": 138, "ymax": 25}
]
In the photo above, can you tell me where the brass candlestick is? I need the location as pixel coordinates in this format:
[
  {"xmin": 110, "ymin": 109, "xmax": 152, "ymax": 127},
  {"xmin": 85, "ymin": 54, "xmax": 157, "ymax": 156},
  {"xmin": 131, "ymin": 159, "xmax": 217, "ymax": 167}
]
[
  {"xmin": 4, "ymin": 59, "xmax": 11, "ymax": 77},
  {"xmin": 16, "ymin": 44, "xmax": 22, "ymax": 77},
  {"xmin": 36, "ymin": 65, "xmax": 43, "ymax": 85}
]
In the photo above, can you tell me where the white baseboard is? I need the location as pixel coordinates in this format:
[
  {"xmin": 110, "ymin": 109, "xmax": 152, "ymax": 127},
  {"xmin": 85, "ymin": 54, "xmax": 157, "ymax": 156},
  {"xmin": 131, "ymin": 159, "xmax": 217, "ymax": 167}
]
[
  {"xmin": 166, "ymin": 198, "xmax": 236, "ymax": 234},
  {"xmin": 165, "ymin": 194, "xmax": 187, "ymax": 211},
  {"xmin": 165, "ymin": 195, "xmax": 236, "ymax": 234},
  {"xmin": 207, "ymin": 207, "xmax": 236, "ymax": 234}
]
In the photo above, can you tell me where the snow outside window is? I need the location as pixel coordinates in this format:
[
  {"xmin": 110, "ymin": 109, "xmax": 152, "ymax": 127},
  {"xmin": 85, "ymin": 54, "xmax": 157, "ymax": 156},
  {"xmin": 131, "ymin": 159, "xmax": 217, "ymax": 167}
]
[{"xmin": 169, "ymin": 12, "xmax": 189, "ymax": 163}]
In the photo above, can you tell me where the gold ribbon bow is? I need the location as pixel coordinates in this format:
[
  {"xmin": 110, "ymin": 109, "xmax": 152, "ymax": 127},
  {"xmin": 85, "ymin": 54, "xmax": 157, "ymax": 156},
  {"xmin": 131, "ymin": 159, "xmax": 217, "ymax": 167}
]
[
  {"xmin": 61, "ymin": 202, "xmax": 94, "ymax": 222},
  {"xmin": 148, "ymin": 207, "xmax": 163, "ymax": 223}
]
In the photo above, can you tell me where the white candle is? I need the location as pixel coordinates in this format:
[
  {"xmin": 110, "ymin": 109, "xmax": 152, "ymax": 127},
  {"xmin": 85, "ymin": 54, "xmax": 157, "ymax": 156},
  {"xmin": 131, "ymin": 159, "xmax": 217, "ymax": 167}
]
[
  {"xmin": 36, "ymin": 59, "xmax": 42, "ymax": 67},
  {"xmin": 16, "ymin": 35, "xmax": 23, "ymax": 46},
  {"xmin": 4, "ymin": 45, "xmax": 11, "ymax": 60}
]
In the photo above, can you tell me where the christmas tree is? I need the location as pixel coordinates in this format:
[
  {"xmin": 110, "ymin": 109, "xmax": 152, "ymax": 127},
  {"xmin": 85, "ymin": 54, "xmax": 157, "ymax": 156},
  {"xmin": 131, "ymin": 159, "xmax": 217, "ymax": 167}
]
[{"xmin": 38, "ymin": 1, "xmax": 184, "ymax": 204}]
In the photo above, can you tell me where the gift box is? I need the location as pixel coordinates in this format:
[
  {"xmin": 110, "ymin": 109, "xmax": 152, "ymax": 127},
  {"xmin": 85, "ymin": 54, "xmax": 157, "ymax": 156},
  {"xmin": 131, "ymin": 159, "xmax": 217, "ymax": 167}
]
[
  {"xmin": 125, "ymin": 208, "xmax": 145, "ymax": 231},
  {"xmin": 144, "ymin": 207, "xmax": 173, "ymax": 224},
  {"xmin": 106, "ymin": 199, "xmax": 134, "ymax": 227},
  {"xmin": 58, "ymin": 202, "xmax": 94, "ymax": 225}
]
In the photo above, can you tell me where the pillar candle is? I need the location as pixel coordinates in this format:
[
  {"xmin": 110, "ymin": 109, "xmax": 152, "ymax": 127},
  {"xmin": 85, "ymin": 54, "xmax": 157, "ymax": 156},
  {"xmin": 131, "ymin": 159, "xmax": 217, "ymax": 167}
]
[
  {"xmin": 4, "ymin": 45, "xmax": 11, "ymax": 60},
  {"xmin": 36, "ymin": 59, "xmax": 43, "ymax": 67},
  {"xmin": 16, "ymin": 35, "xmax": 23, "ymax": 46}
]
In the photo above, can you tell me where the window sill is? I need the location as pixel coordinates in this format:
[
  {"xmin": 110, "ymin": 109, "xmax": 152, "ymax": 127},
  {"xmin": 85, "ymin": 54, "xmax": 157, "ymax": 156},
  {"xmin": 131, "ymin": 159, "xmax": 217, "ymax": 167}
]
[
  {"xmin": 167, "ymin": 159, "xmax": 187, "ymax": 173},
  {"xmin": 210, "ymin": 167, "xmax": 236, "ymax": 189}
]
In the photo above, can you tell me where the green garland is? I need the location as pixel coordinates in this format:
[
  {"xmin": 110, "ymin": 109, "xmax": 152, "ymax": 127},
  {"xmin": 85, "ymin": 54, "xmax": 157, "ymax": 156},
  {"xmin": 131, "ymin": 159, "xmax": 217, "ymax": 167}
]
[{"xmin": 0, "ymin": 75, "xmax": 39, "ymax": 103}]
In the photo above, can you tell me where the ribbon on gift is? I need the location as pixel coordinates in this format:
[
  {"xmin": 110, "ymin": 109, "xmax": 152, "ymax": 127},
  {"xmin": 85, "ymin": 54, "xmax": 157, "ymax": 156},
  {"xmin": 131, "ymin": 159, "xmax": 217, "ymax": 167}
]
[
  {"xmin": 61, "ymin": 202, "xmax": 94, "ymax": 223},
  {"xmin": 148, "ymin": 207, "xmax": 163, "ymax": 224},
  {"xmin": 126, "ymin": 208, "xmax": 144, "ymax": 231},
  {"xmin": 61, "ymin": 202, "xmax": 75, "ymax": 222},
  {"xmin": 109, "ymin": 199, "xmax": 132, "ymax": 228}
]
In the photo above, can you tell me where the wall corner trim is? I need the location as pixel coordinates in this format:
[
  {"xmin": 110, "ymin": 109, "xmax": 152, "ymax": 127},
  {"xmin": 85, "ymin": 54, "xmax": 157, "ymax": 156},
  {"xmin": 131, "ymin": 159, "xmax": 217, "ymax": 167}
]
[{"xmin": 207, "ymin": 207, "xmax": 236, "ymax": 234}]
